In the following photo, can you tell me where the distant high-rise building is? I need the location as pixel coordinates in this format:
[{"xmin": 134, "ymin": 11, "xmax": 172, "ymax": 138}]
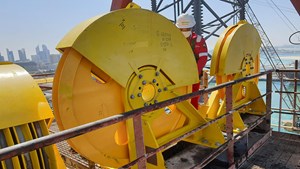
[
  {"xmin": 0, "ymin": 52, "xmax": 4, "ymax": 62},
  {"xmin": 49, "ymin": 54, "xmax": 61, "ymax": 64},
  {"xmin": 31, "ymin": 55, "xmax": 39, "ymax": 63},
  {"xmin": 36, "ymin": 44, "xmax": 50, "ymax": 64},
  {"xmin": 35, "ymin": 45, "xmax": 40, "ymax": 55},
  {"xmin": 6, "ymin": 49, "xmax": 15, "ymax": 62},
  {"xmin": 42, "ymin": 44, "xmax": 50, "ymax": 56},
  {"xmin": 18, "ymin": 48, "xmax": 27, "ymax": 61}
]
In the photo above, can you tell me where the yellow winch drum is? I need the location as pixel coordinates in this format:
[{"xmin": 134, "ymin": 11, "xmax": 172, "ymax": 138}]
[
  {"xmin": 203, "ymin": 20, "xmax": 266, "ymax": 132},
  {"xmin": 0, "ymin": 63, "xmax": 65, "ymax": 169},
  {"xmin": 54, "ymin": 7, "xmax": 225, "ymax": 168}
]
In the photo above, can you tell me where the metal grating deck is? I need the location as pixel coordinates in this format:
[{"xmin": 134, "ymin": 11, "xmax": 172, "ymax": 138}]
[
  {"xmin": 49, "ymin": 121, "xmax": 101, "ymax": 169},
  {"xmin": 241, "ymin": 132, "xmax": 300, "ymax": 169}
]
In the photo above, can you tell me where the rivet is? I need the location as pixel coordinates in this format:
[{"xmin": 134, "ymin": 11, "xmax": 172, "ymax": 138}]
[
  {"xmin": 138, "ymin": 74, "xmax": 143, "ymax": 79},
  {"xmin": 130, "ymin": 95, "xmax": 135, "ymax": 99},
  {"xmin": 215, "ymin": 142, "xmax": 221, "ymax": 147},
  {"xmin": 137, "ymin": 93, "xmax": 142, "ymax": 97},
  {"xmin": 202, "ymin": 139, "xmax": 208, "ymax": 144},
  {"xmin": 152, "ymin": 79, "xmax": 157, "ymax": 83},
  {"xmin": 164, "ymin": 107, "xmax": 171, "ymax": 114},
  {"xmin": 142, "ymin": 80, "xmax": 147, "ymax": 85}
]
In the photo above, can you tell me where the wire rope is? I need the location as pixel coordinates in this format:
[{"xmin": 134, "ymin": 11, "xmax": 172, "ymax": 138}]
[{"xmin": 289, "ymin": 31, "xmax": 300, "ymax": 45}]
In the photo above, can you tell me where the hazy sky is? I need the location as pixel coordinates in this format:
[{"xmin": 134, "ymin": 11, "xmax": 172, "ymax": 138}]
[{"xmin": 0, "ymin": 0, "xmax": 299, "ymax": 60}]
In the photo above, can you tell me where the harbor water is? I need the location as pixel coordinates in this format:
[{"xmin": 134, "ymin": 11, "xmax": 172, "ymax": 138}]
[{"xmin": 258, "ymin": 80, "xmax": 300, "ymax": 134}]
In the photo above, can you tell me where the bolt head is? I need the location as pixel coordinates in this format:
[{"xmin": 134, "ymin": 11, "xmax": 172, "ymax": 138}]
[
  {"xmin": 164, "ymin": 107, "xmax": 171, "ymax": 114},
  {"xmin": 202, "ymin": 139, "xmax": 208, "ymax": 144},
  {"xmin": 215, "ymin": 142, "xmax": 221, "ymax": 147}
]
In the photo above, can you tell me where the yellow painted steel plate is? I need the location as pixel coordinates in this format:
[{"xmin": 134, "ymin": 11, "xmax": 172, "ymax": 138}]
[
  {"xmin": 0, "ymin": 64, "xmax": 53, "ymax": 129},
  {"xmin": 211, "ymin": 21, "xmax": 261, "ymax": 76},
  {"xmin": 57, "ymin": 8, "xmax": 198, "ymax": 88},
  {"xmin": 54, "ymin": 8, "xmax": 199, "ymax": 168},
  {"xmin": 0, "ymin": 63, "xmax": 65, "ymax": 169},
  {"xmin": 207, "ymin": 21, "xmax": 265, "ymax": 133}
]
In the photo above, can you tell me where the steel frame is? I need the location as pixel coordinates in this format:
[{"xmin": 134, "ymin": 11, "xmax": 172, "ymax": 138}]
[
  {"xmin": 275, "ymin": 61, "xmax": 300, "ymax": 131},
  {"xmin": 150, "ymin": 0, "xmax": 295, "ymax": 111},
  {"xmin": 150, "ymin": 0, "xmax": 245, "ymax": 39},
  {"xmin": 111, "ymin": 0, "xmax": 245, "ymax": 39}
]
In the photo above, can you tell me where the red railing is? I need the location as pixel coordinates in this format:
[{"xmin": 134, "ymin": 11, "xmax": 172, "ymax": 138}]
[{"xmin": 0, "ymin": 70, "xmax": 273, "ymax": 169}]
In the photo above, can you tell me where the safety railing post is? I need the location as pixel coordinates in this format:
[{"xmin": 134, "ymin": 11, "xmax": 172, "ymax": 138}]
[
  {"xmin": 225, "ymin": 85, "xmax": 234, "ymax": 168},
  {"xmin": 133, "ymin": 115, "xmax": 146, "ymax": 169},
  {"xmin": 266, "ymin": 72, "xmax": 272, "ymax": 131},
  {"xmin": 278, "ymin": 71, "xmax": 283, "ymax": 132},
  {"xmin": 202, "ymin": 71, "xmax": 209, "ymax": 104},
  {"xmin": 293, "ymin": 60, "xmax": 298, "ymax": 128}
]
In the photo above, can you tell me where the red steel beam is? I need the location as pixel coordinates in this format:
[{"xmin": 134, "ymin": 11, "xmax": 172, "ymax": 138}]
[
  {"xmin": 225, "ymin": 86, "xmax": 235, "ymax": 168},
  {"xmin": 291, "ymin": 0, "xmax": 300, "ymax": 15},
  {"xmin": 133, "ymin": 115, "xmax": 146, "ymax": 168},
  {"xmin": 111, "ymin": 0, "xmax": 133, "ymax": 11}
]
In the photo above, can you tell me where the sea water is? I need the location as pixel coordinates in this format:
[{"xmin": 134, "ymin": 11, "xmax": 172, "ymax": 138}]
[
  {"xmin": 260, "ymin": 52, "xmax": 300, "ymax": 133},
  {"xmin": 207, "ymin": 80, "xmax": 299, "ymax": 134},
  {"xmin": 259, "ymin": 79, "xmax": 300, "ymax": 134}
]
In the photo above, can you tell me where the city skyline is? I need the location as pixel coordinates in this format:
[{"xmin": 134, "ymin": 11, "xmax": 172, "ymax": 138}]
[
  {"xmin": 1, "ymin": 44, "xmax": 55, "ymax": 62},
  {"xmin": 0, "ymin": 1, "xmax": 299, "ymax": 60}
]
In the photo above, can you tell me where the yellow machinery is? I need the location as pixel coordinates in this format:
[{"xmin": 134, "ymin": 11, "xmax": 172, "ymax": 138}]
[
  {"xmin": 52, "ymin": 5, "xmax": 266, "ymax": 169},
  {"xmin": 53, "ymin": 6, "xmax": 225, "ymax": 169},
  {"xmin": 0, "ymin": 63, "xmax": 65, "ymax": 169},
  {"xmin": 0, "ymin": 1, "xmax": 268, "ymax": 168},
  {"xmin": 204, "ymin": 20, "xmax": 266, "ymax": 132}
]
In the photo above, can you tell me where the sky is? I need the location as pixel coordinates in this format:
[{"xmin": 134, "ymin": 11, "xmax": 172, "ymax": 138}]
[{"xmin": 0, "ymin": 0, "xmax": 299, "ymax": 60}]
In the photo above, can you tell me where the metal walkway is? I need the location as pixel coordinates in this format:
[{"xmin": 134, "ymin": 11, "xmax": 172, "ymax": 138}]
[{"xmin": 241, "ymin": 132, "xmax": 300, "ymax": 169}]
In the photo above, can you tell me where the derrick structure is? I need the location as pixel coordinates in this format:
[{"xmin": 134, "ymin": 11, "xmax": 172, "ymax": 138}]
[{"xmin": 148, "ymin": 0, "xmax": 297, "ymax": 110}]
